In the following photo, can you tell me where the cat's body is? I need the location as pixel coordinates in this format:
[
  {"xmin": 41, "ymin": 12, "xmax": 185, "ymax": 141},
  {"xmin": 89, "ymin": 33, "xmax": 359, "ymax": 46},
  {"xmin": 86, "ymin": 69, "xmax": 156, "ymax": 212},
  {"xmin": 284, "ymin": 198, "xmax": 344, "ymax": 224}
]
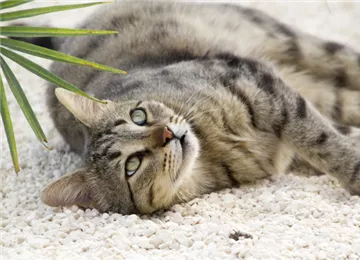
[{"xmin": 40, "ymin": 2, "xmax": 360, "ymax": 214}]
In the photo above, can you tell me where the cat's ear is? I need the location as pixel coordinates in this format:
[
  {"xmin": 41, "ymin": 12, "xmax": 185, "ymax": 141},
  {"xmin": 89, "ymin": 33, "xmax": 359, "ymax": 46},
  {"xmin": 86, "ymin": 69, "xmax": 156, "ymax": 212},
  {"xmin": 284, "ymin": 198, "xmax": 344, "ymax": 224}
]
[
  {"xmin": 41, "ymin": 168, "xmax": 93, "ymax": 208},
  {"xmin": 55, "ymin": 88, "xmax": 113, "ymax": 127}
]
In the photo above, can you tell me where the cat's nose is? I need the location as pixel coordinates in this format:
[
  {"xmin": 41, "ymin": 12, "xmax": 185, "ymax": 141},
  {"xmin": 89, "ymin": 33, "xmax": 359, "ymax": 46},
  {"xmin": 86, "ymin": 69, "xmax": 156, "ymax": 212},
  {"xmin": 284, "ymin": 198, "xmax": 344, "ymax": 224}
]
[{"xmin": 162, "ymin": 126, "xmax": 174, "ymax": 146}]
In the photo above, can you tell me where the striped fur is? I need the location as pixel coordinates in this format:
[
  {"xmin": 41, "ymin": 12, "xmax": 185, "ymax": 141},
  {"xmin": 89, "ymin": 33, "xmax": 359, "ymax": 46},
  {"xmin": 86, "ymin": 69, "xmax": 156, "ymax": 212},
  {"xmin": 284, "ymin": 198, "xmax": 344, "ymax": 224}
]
[{"xmin": 41, "ymin": 2, "xmax": 360, "ymax": 214}]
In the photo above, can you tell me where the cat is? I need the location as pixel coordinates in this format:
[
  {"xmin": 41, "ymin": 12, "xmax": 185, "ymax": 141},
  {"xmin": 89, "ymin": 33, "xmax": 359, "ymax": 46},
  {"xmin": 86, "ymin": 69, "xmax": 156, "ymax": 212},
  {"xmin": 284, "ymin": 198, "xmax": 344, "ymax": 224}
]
[{"xmin": 31, "ymin": 2, "xmax": 360, "ymax": 214}]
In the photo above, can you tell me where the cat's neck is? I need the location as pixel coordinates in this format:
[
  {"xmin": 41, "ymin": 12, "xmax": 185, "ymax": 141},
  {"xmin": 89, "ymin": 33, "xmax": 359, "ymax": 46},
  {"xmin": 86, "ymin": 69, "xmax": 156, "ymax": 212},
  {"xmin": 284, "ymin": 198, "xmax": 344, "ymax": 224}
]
[{"xmin": 174, "ymin": 160, "xmax": 222, "ymax": 203}]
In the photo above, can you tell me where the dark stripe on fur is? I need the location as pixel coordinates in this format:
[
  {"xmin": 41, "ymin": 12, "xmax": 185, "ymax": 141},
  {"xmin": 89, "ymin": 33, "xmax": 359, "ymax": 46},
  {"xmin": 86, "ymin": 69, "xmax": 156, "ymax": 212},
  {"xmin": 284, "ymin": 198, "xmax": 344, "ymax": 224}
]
[
  {"xmin": 239, "ymin": 7, "xmax": 263, "ymax": 23},
  {"xmin": 334, "ymin": 69, "xmax": 347, "ymax": 87},
  {"xmin": 277, "ymin": 23, "xmax": 296, "ymax": 37},
  {"xmin": 286, "ymin": 40, "xmax": 301, "ymax": 59},
  {"xmin": 114, "ymin": 119, "xmax": 127, "ymax": 126},
  {"xmin": 136, "ymin": 100, "xmax": 143, "ymax": 107},
  {"xmin": 296, "ymin": 96, "xmax": 307, "ymax": 118},
  {"xmin": 215, "ymin": 53, "xmax": 259, "ymax": 75},
  {"xmin": 94, "ymin": 129, "xmax": 116, "ymax": 141},
  {"xmin": 216, "ymin": 53, "xmax": 243, "ymax": 68},
  {"xmin": 228, "ymin": 86, "xmax": 256, "ymax": 127},
  {"xmin": 324, "ymin": 41, "xmax": 344, "ymax": 55},
  {"xmin": 316, "ymin": 132, "xmax": 328, "ymax": 145},
  {"xmin": 222, "ymin": 163, "xmax": 239, "ymax": 186},
  {"xmin": 273, "ymin": 106, "xmax": 289, "ymax": 138},
  {"xmin": 350, "ymin": 162, "xmax": 360, "ymax": 184},
  {"xmin": 248, "ymin": 13, "xmax": 263, "ymax": 24},
  {"xmin": 287, "ymin": 156, "xmax": 325, "ymax": 176},
  {"xmin": 107, "ymin": 151, "xmax": 122, "ymax": 161},
  {"xmin": 258, "ymin": 73, "xmax": 275, "ymax": 95},
  {"xmin": 148, "ymin": 183, "xmax": 154, "ymax": 207},
  {"xmin": 99, "ymin": 142, "xmax": 114, "ymax": 157},
  {"xmin": 332, "ymin": 94, "xmax": 343, "ymax": 121},
  {"xmin": 126, "ymin": 181, "xmax": 139, "ymax": 213},
  {"xmin": 244, "ymin": 58, "xmax": 259, "ymax": 75},
  {"xmin": 221, "ymin": 109, "xmax": 239, "ymax": 136},
  {"xmin": 334, "ymin": 124, "xmax": 351, "ymax": 135},
  {"xmin": 90, "ymin": 140, "xmax": 115, "ymax": 161}
]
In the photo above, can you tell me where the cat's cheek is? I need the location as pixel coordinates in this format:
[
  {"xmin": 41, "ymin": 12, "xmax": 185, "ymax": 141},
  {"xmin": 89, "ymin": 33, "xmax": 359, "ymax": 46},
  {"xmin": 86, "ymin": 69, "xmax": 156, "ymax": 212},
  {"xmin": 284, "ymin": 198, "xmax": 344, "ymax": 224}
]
[
  {"xmin": 182, "ymin": 132, "xmax": 200, "ymax": 161},
  {"xmin": 174, "ymin": 132, "xmax": 200, "ymax": 186}
]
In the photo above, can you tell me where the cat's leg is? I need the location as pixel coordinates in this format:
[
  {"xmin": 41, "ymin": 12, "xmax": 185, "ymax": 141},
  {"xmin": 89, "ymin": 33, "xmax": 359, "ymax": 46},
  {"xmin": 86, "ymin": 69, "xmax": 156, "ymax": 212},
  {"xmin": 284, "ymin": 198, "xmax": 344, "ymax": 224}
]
[
  {"xmin": 288, "ymin": 125, "xmax": 360, "ymax": 176},
  {"xmin": 274, "ymin": 70, "xmax": 360, "ymax": 127},
  {"xmin": 215, "ymin": 55, "xmax": 360, "ymax": 194},
  {"xmin": 233, "ymin": 6, "xmax": 360, "ymax": 90},
  {"xmin": 287, "ymin": 155, "xmax": 325, "ymax": 177},
  {"xmin": 218, "ymin": 5, "xmax": 360, "ymax": 126}
]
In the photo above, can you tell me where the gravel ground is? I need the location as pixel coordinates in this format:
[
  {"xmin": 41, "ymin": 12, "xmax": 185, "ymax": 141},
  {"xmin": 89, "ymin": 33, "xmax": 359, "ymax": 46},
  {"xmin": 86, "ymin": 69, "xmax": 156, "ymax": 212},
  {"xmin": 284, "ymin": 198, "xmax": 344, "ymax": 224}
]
[{"xmin": 1, "ymin": 1, "xmax": 360, "ymax": 259}]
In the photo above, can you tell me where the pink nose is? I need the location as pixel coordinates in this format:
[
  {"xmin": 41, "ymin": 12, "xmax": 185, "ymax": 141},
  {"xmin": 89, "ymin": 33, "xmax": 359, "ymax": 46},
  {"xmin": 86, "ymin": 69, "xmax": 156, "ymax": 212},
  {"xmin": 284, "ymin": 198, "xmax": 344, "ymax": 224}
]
[{"xmin": 163, "ymin": 127, "xmax": 174, "ymax": 145}]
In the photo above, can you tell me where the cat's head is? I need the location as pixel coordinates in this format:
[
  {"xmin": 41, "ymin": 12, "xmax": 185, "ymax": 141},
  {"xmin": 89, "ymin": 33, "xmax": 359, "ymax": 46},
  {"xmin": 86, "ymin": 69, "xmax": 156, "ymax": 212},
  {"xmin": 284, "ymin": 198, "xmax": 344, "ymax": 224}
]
[{"xmin": 41, "ymin": 88, "xmax": 200, "ymax": 214}]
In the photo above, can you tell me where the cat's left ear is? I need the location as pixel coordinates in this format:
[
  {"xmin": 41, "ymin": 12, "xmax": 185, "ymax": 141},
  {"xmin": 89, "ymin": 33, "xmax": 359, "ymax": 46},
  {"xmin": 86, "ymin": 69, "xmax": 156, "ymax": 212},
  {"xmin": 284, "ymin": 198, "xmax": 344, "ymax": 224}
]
[
  {"xmin": 55, "ymin": 88, "xmax": 114, "ymax": 127},
  {"xmin": 41, "ymin": 168, "xmax": 93, "ymax": 208}
]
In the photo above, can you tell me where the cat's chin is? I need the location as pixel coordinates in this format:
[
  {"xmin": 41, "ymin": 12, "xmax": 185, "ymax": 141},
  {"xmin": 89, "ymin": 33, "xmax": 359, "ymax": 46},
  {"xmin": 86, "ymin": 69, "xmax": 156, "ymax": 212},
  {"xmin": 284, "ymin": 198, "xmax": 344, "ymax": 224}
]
[{"xmin": 173, "ymin": 130, "xmax": 200, "ymax": 188}]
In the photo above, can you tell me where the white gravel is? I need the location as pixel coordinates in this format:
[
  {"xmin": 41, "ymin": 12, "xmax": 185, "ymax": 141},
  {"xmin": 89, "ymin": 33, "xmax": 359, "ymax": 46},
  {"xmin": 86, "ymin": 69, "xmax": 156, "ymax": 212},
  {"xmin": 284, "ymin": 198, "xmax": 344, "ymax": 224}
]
[{"xmin": 1, "ymin": 1, "xmax": 360, "ymax": 259}]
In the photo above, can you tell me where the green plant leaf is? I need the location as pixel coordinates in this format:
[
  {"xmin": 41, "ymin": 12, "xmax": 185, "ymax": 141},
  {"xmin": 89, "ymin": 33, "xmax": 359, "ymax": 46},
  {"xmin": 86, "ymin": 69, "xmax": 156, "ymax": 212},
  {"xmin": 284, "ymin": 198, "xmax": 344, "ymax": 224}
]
[
  {"xmin": 0, "ymin": 56, "xmax": 48, "ymax": 147},
  {"xmin": 0, "ymin": 0, "xmax": 32, "ymax": 10},
  {"xmin": 0, "ymin": 2, "xmax": 111, "ymax": 21},
  {"xmin": 1, "ymin": 38, "xmax": 126, "ymax": 74},
  {"xmin": 0, "ymin": 73, "xmax": 20, "ymax": 173},
  {"xmin": 0, "ymin": 26, "xmax": 118, "ymax": 37},
  {"xmin": 0, "ymin": 47, "xmax": 106, "ymax": 104}
]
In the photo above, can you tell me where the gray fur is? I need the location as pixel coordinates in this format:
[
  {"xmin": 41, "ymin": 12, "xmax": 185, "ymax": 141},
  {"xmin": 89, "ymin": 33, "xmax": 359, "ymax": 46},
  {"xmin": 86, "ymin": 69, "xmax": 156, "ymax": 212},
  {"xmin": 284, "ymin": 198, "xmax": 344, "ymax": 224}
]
[{"xmin": 41, "ymin": 2, "xmax": 360, "ymax": 214}]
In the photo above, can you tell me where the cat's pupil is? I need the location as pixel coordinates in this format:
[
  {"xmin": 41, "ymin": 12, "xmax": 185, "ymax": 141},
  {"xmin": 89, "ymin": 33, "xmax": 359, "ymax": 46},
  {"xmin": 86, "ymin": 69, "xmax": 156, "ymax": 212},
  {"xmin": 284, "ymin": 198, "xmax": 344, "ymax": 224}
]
[
  {"xmin": 131, "ymin": 109, "xmax": 147, "ymax": 125},
  {"xmin": 125, "ymin": 155, "xmax": 141, "ymax": 176}
]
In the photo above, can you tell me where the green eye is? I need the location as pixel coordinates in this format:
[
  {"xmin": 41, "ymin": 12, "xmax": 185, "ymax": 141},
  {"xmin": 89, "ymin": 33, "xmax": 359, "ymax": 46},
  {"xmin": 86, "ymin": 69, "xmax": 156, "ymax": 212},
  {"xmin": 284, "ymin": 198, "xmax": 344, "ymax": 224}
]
[
  {"xmin": 131, "ymin": 109, "xmax": 147, "ymax": 126},
  {"xmin": 125, "ymin": 155, "xmax": 142, "ymax": 176}
]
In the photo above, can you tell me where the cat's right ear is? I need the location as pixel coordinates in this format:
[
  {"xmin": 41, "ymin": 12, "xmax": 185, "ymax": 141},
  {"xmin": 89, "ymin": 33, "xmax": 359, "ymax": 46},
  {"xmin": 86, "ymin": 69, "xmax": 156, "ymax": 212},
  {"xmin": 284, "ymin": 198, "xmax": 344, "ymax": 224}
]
[{"xmin": 55, "ymin": 88, "xmax": 114, "ymax": 127}]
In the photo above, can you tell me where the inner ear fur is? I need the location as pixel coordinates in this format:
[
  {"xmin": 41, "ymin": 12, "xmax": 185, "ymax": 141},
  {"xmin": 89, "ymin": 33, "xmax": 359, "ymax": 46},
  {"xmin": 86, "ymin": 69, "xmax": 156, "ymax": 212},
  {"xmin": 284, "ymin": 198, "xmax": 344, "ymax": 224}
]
[
  {"xmin": 41, "ymin": 168, "xmax": 93, "ymax": 208},
  {"xmin": 54, "ymin": 88, "xmax": 113, "ymax": 127}
]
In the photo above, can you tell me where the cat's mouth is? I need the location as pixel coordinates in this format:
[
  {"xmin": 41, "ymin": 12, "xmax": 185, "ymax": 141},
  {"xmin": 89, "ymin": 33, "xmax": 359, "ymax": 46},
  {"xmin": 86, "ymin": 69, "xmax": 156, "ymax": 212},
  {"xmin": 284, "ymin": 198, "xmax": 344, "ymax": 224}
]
[
  {"xmin": 164, "ymin": 130, "xmax": 187, "ymax": 147},
  {"xmin": 169, "ymin": 127, "xmax": 199, "ymax": 183}
]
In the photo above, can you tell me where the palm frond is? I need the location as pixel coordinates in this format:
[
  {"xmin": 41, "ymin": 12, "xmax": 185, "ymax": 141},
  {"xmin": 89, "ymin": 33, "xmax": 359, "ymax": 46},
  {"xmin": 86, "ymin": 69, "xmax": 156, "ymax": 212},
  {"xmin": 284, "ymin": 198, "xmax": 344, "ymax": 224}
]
[
  {"xmin": 0, "ymin": 47, "xmax": 106, "ymax": 103},
  {"xmin": 0, "ymin": 2, "xmax": 110, "ymax": 21},
  {"xmin": 0, "ymin": 26, "xmax": 118, "ymax": 37},
  {"xmin": 1, "ymin": 38, "xmax": 126, "ymax": 74},
  {"xmin": 0, "ymin": 56, "xmax": 48, "ymax": 147},
  {"xmin": 0, "ymin": 73, "xmax": 20, "ymax": 173}
]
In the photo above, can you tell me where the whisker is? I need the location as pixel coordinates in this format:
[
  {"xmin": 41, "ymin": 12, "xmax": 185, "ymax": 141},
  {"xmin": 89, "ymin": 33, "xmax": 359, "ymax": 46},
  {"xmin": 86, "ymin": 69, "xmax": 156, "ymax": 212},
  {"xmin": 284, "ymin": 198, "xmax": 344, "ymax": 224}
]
[
  {"xmin": 206, "ymin": 64, "xmax": 233, "ymax": 85},
  {"xmin": 177, "ymin": 90, "xmax": 203, "ymax": 116},
  {"xmin": 183, "ymin": 94, "xmax": 214, "ymax": 119},
  {"xmin": 185, "ymin": 108, "xmax": 222, "ymax": 121}
]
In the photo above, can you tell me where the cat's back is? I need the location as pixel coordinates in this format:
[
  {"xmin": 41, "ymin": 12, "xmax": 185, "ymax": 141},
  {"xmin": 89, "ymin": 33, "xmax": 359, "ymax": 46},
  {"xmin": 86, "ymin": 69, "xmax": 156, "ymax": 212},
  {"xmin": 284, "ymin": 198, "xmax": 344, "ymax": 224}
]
[{"xmin": 49, "ymin": 2, "xmax": 265, "ymax": 95}]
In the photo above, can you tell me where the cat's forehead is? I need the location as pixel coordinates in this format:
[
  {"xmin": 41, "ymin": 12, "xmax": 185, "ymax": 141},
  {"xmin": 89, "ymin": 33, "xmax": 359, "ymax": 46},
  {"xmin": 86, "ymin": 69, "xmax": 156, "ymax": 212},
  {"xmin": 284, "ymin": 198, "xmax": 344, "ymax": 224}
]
[
  {"xmin": 107, "ymin": 99, "xmax": 170, "ymax": 115},
  {"xmin": 90, "ymin": 99, "xmax": 174, "ymax": 151}
]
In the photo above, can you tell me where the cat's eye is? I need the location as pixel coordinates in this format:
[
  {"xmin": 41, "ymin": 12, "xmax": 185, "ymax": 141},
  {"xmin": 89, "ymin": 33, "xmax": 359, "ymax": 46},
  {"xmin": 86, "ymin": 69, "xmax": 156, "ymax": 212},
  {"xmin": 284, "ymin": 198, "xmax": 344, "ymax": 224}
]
[
  {"xmin": 125, "ymin": 155, "xmax": 142, "ymax": 176},
  {"xmin": 131, "ymin": 109, "xmax": 147, "ymax": 126}
]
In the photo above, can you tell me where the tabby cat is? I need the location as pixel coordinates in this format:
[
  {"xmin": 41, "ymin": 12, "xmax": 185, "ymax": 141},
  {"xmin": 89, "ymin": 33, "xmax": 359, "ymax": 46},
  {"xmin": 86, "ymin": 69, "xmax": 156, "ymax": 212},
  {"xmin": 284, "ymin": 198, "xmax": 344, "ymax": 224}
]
[{"xmin": 37, "ymin": 2, "xmax": 360, "ymax": 214}]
